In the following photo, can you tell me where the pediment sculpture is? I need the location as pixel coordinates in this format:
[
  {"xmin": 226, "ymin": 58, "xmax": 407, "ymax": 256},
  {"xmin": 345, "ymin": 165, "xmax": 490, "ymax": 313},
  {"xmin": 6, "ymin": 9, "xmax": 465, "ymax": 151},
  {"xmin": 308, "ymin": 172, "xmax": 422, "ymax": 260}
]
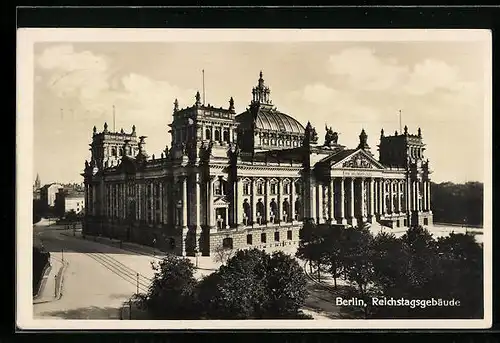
[{"xmin": 342, "ymin": 153, "xmax": 374, "ymax": 169}]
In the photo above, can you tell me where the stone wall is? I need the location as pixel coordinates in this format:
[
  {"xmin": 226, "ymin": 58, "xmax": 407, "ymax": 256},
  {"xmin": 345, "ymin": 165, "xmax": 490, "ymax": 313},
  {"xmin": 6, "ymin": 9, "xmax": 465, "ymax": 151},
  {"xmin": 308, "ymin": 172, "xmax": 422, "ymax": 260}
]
[{"xmin": 209, "ymin": 224, "xmax": 302, "ymax": 254}]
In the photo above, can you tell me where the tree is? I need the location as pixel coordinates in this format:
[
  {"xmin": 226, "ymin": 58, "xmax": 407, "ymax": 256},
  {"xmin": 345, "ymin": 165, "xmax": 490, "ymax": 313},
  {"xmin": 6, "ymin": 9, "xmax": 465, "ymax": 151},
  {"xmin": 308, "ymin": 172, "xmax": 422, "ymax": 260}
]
[
  {"xmin": 322, "ymin": 225, "xmax": 347, "ymax": 289},
  {"xmin": 431, "ymin": 181, "xmax": 483, "ymax": 226},
  {"xmin": 342, "ymin": 225, "xmax": 375, "ymax": 299},
  {"xmin": 212, "ymin": 244, "xmax": 236, "ymax": 264},
  {"xmin": 296, "ymin": 222, "xmax": 327, "ymax": 279},
  {"xmin": 433, "ymin": 233, "xmax": 483, "ymax": 318},
  {"xmin": 264, "ymin": 251, "xmax": 308, "ymax": 318},
  {"xmin": 141, "ymin": 254, "xmax": 198, "ymax": 319},
  {"xmin": 198, "ymin": 248, "xmax": 309, "ymax": 319},
  {"xmin": 371, "ymin": 231, "xmax": 410, "ymax": 296},
  {"xmin": 201, "ymin": 249, "xmax": 270, "ymax": 319},
  {"xmin": 400, "ymin": 225, "xmax": 441, "ymax": 297}
]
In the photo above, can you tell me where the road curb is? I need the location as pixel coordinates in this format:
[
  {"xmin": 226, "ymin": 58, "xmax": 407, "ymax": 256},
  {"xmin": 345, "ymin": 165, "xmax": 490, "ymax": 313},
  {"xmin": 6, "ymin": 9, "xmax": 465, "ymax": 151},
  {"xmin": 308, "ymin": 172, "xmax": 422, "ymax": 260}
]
[
  {"xmin": 55, "ymin": 261, "xmax": 69, "ymax": 300},
  {"xmin": 33, "ymin": 262, "xmax": 52, "ymax": 300}
]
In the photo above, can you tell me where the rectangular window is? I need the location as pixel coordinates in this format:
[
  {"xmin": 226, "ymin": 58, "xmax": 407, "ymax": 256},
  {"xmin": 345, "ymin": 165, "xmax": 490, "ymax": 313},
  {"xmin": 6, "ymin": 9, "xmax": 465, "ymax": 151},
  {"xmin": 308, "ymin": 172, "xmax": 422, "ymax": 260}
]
[
  {"xmin": 257, "ymin": 184, "xmax": 264, "ymax": 195},
  {"xmin": 287, "ymin": 230, "xmax": 293, "ymax": 240},
  {"xmin": 247, "ymin": 234, "xmax": 253, "ymax": 245},
  {"xmin": 396, "ymin": 220, "xmax": 400, "ymax": 228},
  {"xmin": 243, "ymin": 183, "xmax": 250, "ymax": 195},
  {"xmin": 404, "ymin": 219, "xmax": 408, "ymax": 227},
  {"xmin": 424, "ymin": 218, "xmax": 429, "ymax": 225},
  {"xmin": 274, "ymin": 231, "xmax": 280, "ymax": 242},
  {"xmin": 261, "ymin": 233, "xmax": 267, "ymax": 243}
]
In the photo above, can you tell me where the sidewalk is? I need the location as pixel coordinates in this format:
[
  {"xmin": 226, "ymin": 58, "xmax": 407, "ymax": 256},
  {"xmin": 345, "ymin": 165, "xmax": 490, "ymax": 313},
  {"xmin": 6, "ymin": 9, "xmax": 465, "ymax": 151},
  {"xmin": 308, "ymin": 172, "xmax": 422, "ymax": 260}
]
[
  {"xmin": 33, "ymin": 255, "xmax": 65, "ymax": 304},
  {"xmin": 61, "ymin": 231, "xmax": 166, "ymax": 258}
]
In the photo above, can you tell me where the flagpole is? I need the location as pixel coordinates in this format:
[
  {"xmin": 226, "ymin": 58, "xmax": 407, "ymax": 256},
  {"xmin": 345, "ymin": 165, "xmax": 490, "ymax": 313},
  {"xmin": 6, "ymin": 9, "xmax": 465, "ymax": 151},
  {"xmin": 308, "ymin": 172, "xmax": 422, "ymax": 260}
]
[
  {"xmin": 399, "ymin": 109, "xmax": 402, "ymax": 134},
  {"xmin": 202, "ymin": 69, "xmax": 205, "ymax": 105}
]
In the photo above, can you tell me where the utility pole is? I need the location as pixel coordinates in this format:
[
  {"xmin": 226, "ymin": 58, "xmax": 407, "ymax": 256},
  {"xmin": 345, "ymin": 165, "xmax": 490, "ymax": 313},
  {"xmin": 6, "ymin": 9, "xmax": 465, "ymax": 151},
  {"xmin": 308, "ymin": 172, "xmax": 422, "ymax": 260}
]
[{"xmin": 136, "ymin": 273, "xmax": 139, "ymax": 295}]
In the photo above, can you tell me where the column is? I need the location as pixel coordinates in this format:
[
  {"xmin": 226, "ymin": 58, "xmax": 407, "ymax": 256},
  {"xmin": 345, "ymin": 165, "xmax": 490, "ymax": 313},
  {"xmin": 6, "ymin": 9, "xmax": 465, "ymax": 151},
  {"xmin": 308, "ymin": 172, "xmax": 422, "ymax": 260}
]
[
  {"xmin": 416, "ymin": 180, "xmax": 422, "ymax": 212},
  {"xmin": 251, "ymin": 178, "xmax": 258, "ymax": 225},
  {"xmin": 181, "ymin": 177, "xmax": 188, "ymax": 227},
  {"xmin": 311, "ymin": 183, "xmax": 316, "ymax": 223},
  {"xmin": 290, "ymin": 180, "xmax": 295, "ymax": 222},
  {"xmin": 236, "ymin": 177, "xmax": 244, "ymax": 226},
  {"xmin": 412, "ymin": 181, "xmax": 417, "ymax": 211},
  {"xmin": 380, "ymin": 179, "xmax": 386, "ymax": 215},
  {"xmin": 397, "ymin": 181, "xmax": 402, "ymax": 213},
  {"xmin": 264, "ymin": 179, "xmax": 269, "ymax": 224},
  {"xmin": 329, "ymin": 178, "xmax": 335, "ymax": 222},
  {"xmin": 359, "ymin": 178, "xmax": 365, "ymax": 219},
  {"xmin": 389, "ymin": 180, "xmax": 394, "ymax": 215},
  {"xmin": 349, "ymin": 178, "xmax": 355, "ymax": 220},
  {"xmin": 369, "ymin": 178, "xmax": 375, "ymax": 219},
  {"xmin": 208, "ymin": 177, "xmax": 215, "ymax": 227},
  {"xmin": 427, "ymin": 181, "xmax": 432, "ymax": 212},
  {"xmin": 195, "ymin": 174, "xmax": 201, "ymax": 250},
  {"xmin": 406, "ymin": 179, "xmax": 411, "ymax": 214},
  {"xmin": 339, "ymin": 178, "xmax": 346, "ymax": 223},
  {"xmin": 278, "ymin": 179, "xmax": 283, "ymax": 225},
  {"xmin": 316, "ymin": 183, "xmax": 324, "ymax": 224}
]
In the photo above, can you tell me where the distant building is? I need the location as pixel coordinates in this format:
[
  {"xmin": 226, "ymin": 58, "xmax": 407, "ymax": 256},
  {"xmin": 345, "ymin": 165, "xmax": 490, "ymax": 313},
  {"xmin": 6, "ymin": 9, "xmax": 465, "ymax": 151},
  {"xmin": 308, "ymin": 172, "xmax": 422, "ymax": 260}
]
[
  {"xmin": 55, "ymin": 188, "xmax": 85, "ymax": 217},
  {"xmin": 83, "ymin": 72, "xmax": 434, "ymax": 257},
  {"xmin": 40, "ymin": 183, "xmax": 62, "ymax": 210},
  {"xmin": 33, "ymin": 173, "xmax": 41, "ymax": 200}
]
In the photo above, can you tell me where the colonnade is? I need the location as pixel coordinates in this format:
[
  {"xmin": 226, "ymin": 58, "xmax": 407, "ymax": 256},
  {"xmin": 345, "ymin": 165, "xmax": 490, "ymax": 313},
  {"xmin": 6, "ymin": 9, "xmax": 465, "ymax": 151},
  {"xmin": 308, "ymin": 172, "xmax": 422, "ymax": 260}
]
[{"xmin": 85, "ymin": 174, "xmax": 433, "ymax": 232}]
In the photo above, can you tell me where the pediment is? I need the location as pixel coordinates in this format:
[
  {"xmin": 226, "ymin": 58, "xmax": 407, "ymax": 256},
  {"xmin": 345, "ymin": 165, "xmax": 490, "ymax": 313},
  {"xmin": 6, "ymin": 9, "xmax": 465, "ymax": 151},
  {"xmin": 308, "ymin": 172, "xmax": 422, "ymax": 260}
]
[
  {"xmin": 333, "ymin": 149, "xmax": 385, "ymax": 170},
  {"xmin": 214, "ymin": 196, "xmax": 230, "ymax": 206}
]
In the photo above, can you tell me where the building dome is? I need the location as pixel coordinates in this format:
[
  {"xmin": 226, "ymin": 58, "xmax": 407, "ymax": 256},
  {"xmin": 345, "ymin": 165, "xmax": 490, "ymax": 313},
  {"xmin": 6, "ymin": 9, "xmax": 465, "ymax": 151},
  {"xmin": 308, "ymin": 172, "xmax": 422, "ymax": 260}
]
[{"xmin": 236, "ymin": 107, "xmax": 305, "ymax": 135}]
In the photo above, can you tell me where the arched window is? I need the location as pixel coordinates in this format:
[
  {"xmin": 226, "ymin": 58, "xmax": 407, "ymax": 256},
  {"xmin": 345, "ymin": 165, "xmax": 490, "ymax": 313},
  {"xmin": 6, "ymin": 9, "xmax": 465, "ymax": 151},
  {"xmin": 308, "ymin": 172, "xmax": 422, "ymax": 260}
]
[
  {"xmin": 223, "ymin": 130, "xmax": 230, "ymax": 143},
  {"xmin": 213, "ymin": 179, "xmax": 226, "ymax": 196},
  {"xmin": 111, "ymin": 147, "xmax": 117, "ymax": 157},
  {"xmin": 214, "ymin": 130, "xmax": 221, "ymax": 141},
  {"xmin": 205, "ymin": 129, "xmax": 211, "ymax": 140}
]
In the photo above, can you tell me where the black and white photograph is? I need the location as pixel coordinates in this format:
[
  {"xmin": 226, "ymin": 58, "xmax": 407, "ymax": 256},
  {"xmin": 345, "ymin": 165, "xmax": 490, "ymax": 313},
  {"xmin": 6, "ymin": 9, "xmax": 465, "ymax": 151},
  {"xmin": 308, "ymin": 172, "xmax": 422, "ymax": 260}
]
[{"xmin": 17, "ymin": 28, "xmax": 492, "ymax": 330}]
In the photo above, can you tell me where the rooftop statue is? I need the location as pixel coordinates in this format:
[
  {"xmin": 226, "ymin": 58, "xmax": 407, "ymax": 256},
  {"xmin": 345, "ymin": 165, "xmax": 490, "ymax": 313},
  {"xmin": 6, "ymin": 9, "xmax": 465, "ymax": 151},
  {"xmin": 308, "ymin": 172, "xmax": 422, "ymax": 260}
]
[{"xmin": 324, "ymin": 125, "xmax": 339, "ymax": 146}]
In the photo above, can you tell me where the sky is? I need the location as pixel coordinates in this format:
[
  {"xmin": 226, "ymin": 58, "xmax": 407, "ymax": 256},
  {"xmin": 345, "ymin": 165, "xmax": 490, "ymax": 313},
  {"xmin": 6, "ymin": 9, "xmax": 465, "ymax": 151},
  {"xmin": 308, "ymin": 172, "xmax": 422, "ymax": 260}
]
[{"xmin": 32, "ymin": 37, "xmax": 488, "ymax": 185}]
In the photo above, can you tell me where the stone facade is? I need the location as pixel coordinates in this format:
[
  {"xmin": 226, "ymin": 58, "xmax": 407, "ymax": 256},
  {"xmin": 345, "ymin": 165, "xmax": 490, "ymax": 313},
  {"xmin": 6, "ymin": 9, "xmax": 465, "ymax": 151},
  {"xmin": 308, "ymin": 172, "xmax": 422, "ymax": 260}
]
[{"xmin": 82, "ymin": 72, "xmax": 433, "ymax": 256}]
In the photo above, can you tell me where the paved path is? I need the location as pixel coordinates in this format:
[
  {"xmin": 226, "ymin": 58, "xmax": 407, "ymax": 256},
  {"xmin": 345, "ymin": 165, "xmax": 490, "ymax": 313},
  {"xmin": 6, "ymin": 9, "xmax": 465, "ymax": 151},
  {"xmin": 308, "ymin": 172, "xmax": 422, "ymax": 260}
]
[{"xmin": 33, "ymin": 225, "xmax": 160, "ymax": 319}]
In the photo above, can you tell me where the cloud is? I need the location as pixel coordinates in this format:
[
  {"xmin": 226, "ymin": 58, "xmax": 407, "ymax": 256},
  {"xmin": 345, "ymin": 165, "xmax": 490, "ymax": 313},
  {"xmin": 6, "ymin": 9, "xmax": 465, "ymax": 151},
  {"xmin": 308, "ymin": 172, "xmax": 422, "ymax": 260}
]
[
  {"xmin": 35, "ymin": 44, "xmax": 196, "ymax": 154},
  {"xmin": 327, "ymin": 48, "xmax": 480, "ymax": 100},
  {"xmin": 404, "ymin": 59, "xmax": 461, "ymax": 95},
  {"xmin": 327, "ymin": 47, "xmax": 409, "ymax": 91},
  {"xmin": 301, "ymin": 83, "xmax": 338, "ymax": 104}
]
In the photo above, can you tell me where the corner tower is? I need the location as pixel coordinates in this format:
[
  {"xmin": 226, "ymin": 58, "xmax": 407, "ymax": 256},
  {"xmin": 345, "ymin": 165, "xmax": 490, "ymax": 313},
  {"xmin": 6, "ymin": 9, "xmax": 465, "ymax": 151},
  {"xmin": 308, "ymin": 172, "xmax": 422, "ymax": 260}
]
[{"xmin": 89, "ymin": 123, "xmax": 140, "ymax": 170}]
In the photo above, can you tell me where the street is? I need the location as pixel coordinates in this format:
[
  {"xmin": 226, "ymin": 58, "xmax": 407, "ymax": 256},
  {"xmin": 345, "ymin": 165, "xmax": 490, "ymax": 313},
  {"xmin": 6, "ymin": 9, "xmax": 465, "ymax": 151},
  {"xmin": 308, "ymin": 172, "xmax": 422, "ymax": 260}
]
[{"xmin": 33, "ymin": 224, "xmax": 158, "ymax": 319}]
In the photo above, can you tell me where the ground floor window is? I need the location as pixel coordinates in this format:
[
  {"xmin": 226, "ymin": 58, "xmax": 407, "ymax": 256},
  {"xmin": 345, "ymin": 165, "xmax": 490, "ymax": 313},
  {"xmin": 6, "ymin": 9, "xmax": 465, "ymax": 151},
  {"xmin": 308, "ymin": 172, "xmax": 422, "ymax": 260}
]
[
  {"xmin": 274, "ymin": 231, "xmax": 280, "ymax": 242},
  {"xmin": 287, "ymin": 230, "xmax": 293, "ymax": 240},
  {"xmin": 222, "ymin": 237, "xmax": 233, "ymax": 249},
  {"xmin": 396, "ymin": 220, "xmax": 400, "ymax": 228},
  {"xmin": 424, "ymin": 218, "xmax": 429, "ymax": 225},
  {"xmin": 247, "ymin": 234, "xmax": 253, "ymax": 245},
  {"xmin": 168, "ymin": 238, "xmax": 175, "ymax": 250},
  {"xmin": 404, "ymin": 219, "xmax": 408, "ymax": 227},
  {"xmin": 261, "ymin": 233, "xmax": 267, "ymax": 243}
]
